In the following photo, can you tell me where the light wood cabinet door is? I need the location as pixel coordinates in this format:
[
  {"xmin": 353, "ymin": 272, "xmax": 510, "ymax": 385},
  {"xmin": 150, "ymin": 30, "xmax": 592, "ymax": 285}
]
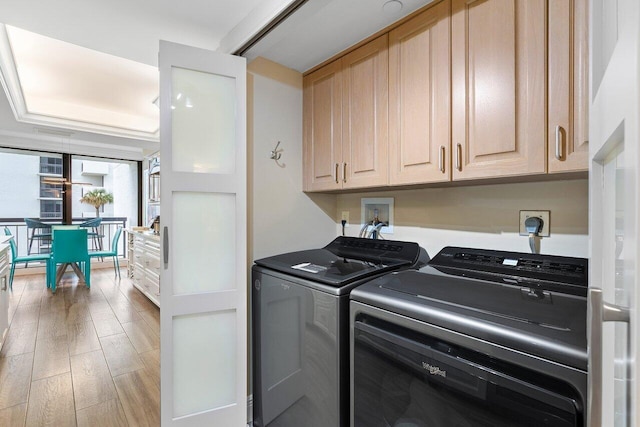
[
  {"xmin": 452, "ymin": 0, "xmax": 546, "ymax": 180},
  {"xmin": 548, "ymin": 0, "xmax": 589, "ymax": 172},
  {"xmin": 341, "ymin": 35, "xmax": 389, "ymax": 189},
  {"xmin": 389, "ymin": 0, "xmax": 451, "ymax": 185},
  {"xmin": 303, "ymin": 60, "xmax": 342, "ymax": 191}
]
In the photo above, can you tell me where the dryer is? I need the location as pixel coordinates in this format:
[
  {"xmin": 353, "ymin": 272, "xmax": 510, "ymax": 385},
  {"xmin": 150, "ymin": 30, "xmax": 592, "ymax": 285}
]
[{"xmin": 252, "ymin": 236, "xmax": 428, "ymax": 427}]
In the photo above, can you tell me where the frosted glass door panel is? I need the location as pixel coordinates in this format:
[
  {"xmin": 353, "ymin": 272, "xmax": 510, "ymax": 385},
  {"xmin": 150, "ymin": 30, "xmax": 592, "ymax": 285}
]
[
  {"xmin": 171, "ymin": 67, "xmax": 236, "ymax": 174},
  {"xmin": 173, "ymin": 310, "xmax": 237, "ymax": 418},
  {"xmin": 172, "ymin": 192, "xmax": 236, "ymax": 295}
]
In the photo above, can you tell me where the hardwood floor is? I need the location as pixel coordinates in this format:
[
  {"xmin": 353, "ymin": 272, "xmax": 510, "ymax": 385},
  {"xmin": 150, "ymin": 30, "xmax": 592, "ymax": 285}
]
[{"xmin": 0, "ymin": 269, "xmax": 160, "ymax": 427}]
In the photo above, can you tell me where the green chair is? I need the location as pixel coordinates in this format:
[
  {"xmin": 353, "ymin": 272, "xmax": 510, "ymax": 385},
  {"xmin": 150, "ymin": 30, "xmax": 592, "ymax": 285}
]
[
  {"xmin": 79, "ymin": 217, "xmax": 104, "ymax": 251},
  {"xmin": 24, "ymin": 218, "xmax": 52, "ymax": 266},
  {"xmin": 4, "ymin": 227, "xmax": 51, "ymax": 290},
  {"xmin": 89, "ymin": 227, "xmax": 123, "ymax": 279},
  {"xmin": 49, "ymin": 228, "xmax": 90, "ymax": 293}
]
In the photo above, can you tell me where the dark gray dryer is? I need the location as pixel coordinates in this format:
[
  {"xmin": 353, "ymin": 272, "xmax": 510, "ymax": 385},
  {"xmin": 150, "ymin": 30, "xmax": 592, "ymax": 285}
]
[
  {"xmin": 350, "ymin": 246, "xmax": 589, "ymax": 427},
  {"xmin": 252, "ymin": 236, "xmax": 428, "ymax": 427}
]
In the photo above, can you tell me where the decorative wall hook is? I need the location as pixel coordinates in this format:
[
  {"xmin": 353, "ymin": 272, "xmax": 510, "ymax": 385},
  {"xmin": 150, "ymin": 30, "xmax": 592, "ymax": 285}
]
[{"xmin": 270, "ymin": 141, "xmax": 282, "ymax": 161}]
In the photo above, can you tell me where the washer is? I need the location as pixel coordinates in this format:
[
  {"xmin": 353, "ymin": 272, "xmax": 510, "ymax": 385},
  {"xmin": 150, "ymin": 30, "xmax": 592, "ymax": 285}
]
[
  {"xmin": 350, "ymin": 246, "xmax": 588, "ymax": 426},
  {"xmin": 252, "ymin": 236, "xmax": 428, "ymax": 427}
]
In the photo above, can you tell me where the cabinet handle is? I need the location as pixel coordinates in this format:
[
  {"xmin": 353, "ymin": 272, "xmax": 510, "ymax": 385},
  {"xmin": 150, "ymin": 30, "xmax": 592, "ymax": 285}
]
[
  {"xmin": 555, "ymin": 125, "xmax": 563, "ymax": 160},
  {"xmin": 335, "ymin": 163, "xmax": 339, "ymax": 184},
  {"xmin": 163, "ymin": 226, "xmax": 169, "ymax": 268},
  {"xmin": 1, "ymin": 276, "xmax": 5, "ymax": 291},
  {"xmin": 343, "ymin": 163, "xmax": 347, "ymax": 183},
  {"xmin": 455, "ymin": 143, "xmax": 462, "ymax": 171},
  {"xmin": 439, "ymin": 146, "xmax": 446, "ymax": 173}
]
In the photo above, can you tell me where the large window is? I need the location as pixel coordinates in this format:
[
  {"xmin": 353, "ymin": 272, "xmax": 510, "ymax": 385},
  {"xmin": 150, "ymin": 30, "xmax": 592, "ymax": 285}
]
[
  {"xmin": 71, "ymin": 156, "xmax": 138, "ymax": 225},
  {"xmin": 0, "ymin": 148, "xmax": 138, "ymax": 227}
]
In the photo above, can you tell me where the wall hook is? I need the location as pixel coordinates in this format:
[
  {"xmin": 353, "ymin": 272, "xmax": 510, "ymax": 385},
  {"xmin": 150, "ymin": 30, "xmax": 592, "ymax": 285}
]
[{"xmin": 270, "ymin": 141, "xmax": 282, "ymax": 161}]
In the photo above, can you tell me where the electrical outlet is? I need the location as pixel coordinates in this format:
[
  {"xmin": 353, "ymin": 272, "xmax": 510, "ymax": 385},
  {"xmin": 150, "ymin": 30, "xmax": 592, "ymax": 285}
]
[
  {"xmin": 341, "ymin": 211, "xmax": 349, "ymax": 224},
  {"xmin": 519, "ymin": 210, "xmax": 550, "ymax": 237}
]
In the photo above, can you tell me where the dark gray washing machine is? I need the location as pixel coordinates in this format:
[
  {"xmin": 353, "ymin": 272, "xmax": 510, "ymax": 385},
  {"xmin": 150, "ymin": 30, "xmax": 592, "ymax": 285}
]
[
  {"xmin": 252, "ymin": 236, "xmax": 428, "ymax": 427},
  {"xmin": 350, "ymin": 247, "xmax": 589, "ymax": 426}
]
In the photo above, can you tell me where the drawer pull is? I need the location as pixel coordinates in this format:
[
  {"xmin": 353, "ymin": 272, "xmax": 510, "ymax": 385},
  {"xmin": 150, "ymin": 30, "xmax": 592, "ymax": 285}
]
[{"xmin": 439, "ymin": 146, "xmax": 445, "ymax": 173}]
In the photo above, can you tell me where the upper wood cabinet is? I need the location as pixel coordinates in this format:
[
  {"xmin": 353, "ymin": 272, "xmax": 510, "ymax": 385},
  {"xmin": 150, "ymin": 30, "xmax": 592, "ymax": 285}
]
[
  {"xmin": 451, "ymin": 0, "xmax": 546, "ymax": 180},
  {"xmin": 548, "ymin": 0, "xmax": 589, "ymax": 172},
  {"xmin": 389, "ymin": 0, "xmax": 451, "ymax": 185},
  {"xmin": 303, "ymin": 0, "xmax": 589, "ymax": 192},
  {"xmin": 303, "ymin": 60, "xmax": 342, "ymax": 192},
  {"xmin": 341, "ymin": 35, "xmax": 389, "ymax": 189},
  {"xmin": 303, "ymin": 36, "xmax": 388, "ymax": 191}
]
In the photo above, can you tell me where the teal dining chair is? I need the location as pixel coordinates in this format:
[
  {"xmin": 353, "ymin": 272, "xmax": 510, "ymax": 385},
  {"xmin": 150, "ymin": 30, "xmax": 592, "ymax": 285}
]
[
  {"xmin": 49, "ymin": 228, "xmax": 90, "ymax": 293},
  {"xmin": 89, "ymin": 227, "xmax": 123, "ymax": 279},
  {"xmin": 79, "ymin": 217, "xmax": 104, "ymax": 251},
  {"xmin": 4, "ymin": 227, "xmax": 51, "ymax": 290}
]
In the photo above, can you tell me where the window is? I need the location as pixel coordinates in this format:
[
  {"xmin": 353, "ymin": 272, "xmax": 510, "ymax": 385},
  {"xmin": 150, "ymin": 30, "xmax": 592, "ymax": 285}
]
[
  {"xmin": 40, "ymin": 156, "xmax": 62, "ymax": 175},
  {"xmin": 40, "ymin": 179, "xmax": 63, "ymax": 199},
  {"xmin": 40, "ymin": 200, "xmax": 62, "ymax": 219}
]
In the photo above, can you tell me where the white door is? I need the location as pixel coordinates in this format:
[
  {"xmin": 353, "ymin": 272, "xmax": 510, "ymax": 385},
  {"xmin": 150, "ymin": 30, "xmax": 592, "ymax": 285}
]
[
  {"xmin": 159, "ymin": 41, "xmax": 247, "ymax": 426},
  {"xmin": 588, "ymin": 0, "xmax": 639, "ymax": 426}
]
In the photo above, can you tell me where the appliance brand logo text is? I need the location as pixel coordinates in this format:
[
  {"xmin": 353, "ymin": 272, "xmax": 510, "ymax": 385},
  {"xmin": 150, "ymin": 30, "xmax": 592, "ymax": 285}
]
[{"xmin": 422, "ymin": 362, "xmax": 446, "ymax": 378}]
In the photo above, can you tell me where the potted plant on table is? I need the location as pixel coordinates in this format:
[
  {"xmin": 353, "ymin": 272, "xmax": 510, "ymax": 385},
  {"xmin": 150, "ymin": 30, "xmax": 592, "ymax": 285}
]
[{"xmin": 80, "ymin": 189, "xmax": 114, "ymax": 217}]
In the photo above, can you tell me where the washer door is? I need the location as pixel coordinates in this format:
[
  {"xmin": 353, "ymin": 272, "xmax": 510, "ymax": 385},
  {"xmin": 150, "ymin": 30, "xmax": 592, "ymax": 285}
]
[
  {"xmin": 353, "ymin": 319, "xmax": 583, "ymax": 427},
  {"xmin": 253, "ymin": 270, "xmax": 341, "ymax": 427}
]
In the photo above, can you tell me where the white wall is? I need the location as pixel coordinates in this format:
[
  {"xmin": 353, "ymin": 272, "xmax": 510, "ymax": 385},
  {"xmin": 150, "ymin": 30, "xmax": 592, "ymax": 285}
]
[
  {"xmin": 337, "ymin": 179, "xmax": 589, "ymax": 259},
  {"xmin": 0, "ymin": 150, "xmax": 46, "ymax": 218},
  {"xmin": 248, "ymin": 57, "xmax": 336, "ymax": 261}
]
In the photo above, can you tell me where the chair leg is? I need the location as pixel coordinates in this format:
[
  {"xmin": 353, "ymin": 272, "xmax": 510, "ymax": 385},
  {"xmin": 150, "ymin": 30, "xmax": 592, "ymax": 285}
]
[
  {"xmin": 46, "ymin": 260, "xmax": 51, "ymax": 289},
  {"xmin": 115, "ymin": 256, "xmax": 121, "ymax": 279},
  {"xmin": 9, "ymin": 264, "xmax": 15, "ymax": 290},
  {"xmin": 85, "ymin": 261, "xmax": 91, "ymax": 288},
  {"xmin": 50, "ymin": 262, "xmax": 56, "ymax": 294}
]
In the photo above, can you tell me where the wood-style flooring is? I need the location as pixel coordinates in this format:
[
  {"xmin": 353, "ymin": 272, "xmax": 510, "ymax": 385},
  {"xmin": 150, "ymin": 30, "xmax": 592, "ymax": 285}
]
[{"xmin": 0, "ymin": 268, "xmax": 160, "ymax": 427}]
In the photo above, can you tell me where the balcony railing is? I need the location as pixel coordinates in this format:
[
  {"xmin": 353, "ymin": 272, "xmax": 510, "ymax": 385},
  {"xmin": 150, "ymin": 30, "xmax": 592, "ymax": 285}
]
[{"xmin": 1, "ymin": 217, "xmax": 128, "ymax": 269}]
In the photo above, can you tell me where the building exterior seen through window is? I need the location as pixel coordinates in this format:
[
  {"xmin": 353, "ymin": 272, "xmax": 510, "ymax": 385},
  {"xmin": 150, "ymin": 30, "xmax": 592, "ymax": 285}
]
[{"xmin": 0, "ymin": 148, "xmax": 138, "ymax": 227}]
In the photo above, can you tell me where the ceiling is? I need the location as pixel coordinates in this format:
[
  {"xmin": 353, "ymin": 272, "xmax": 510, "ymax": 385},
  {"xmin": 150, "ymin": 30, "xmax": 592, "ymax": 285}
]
[{"xmin": 0, "ymin": 0, "xmax": 433, "ymax": 160}]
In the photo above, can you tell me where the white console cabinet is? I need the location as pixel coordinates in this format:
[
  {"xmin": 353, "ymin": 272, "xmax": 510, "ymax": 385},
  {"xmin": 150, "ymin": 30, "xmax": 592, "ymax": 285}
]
[{"xmin": 127, "ymin": 230, "xmax": 160, "ymax": 307}]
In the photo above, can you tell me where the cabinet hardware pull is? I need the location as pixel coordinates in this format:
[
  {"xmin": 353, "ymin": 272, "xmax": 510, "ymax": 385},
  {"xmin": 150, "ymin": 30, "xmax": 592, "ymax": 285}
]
[
  {"xmin": 335, "ymin": 163, "xmax": 339, "ymax": 184},
  {"xmin": 1, "ymin": 277, "xmax": 5, "ymax": 291},
  {"xmin": 555, "ymin": 125, "xmax": 563, "ymax": 160},
  {"xmin": 343, "ymin": 163, "xmax": 347, "ymax": 183},
  {"xmin": 163, "ymin": 226, "xmax": 169, "ymax": 268},
  {"xmin": 455, "ymin": 143, "xmax": 462, "ymax": 171},
  {"xmin": 439, "ymin": 146, "xmax": 446, "ymax": 173}
]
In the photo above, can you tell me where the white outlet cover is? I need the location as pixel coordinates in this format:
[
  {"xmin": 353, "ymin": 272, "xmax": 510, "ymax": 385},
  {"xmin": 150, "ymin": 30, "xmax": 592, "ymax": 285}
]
[
  {"xmin": 519, "ymin": 210, "xmax": 550, "ymax": 237},
  {"xmin": 361, "ymin": 197, "xmax": 394, "ymax": 234}
]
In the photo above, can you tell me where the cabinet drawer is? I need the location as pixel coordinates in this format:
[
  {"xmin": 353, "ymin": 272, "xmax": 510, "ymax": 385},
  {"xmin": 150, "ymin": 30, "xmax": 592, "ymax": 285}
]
[
  {"xmin": 145, "ymin": 252, "xmax": 161, "ymax": 271},
  {"xmin": 0, "ymin": 249, "xmax": 8, "ymax": 271}
]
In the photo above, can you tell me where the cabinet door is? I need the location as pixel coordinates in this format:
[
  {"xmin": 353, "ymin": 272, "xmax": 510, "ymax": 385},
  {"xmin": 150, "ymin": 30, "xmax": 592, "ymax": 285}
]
[
  {"xmin": 303, "ymin": 60, "xmax": 342, "ymax": 191},
  {"xmin": 341, "ymin": 35, "xmax": 389, "ymax": 189},
  {"xmin": 452, "ymin": 0, "xmax": 546, "ymax": 180},
  {"xmin": 548, "ymin": 0, "xmax": 589, "ymax": 172},
  {"xmin": 389, "ymin": 0, "xmax": 451, "ymax": 185}
]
